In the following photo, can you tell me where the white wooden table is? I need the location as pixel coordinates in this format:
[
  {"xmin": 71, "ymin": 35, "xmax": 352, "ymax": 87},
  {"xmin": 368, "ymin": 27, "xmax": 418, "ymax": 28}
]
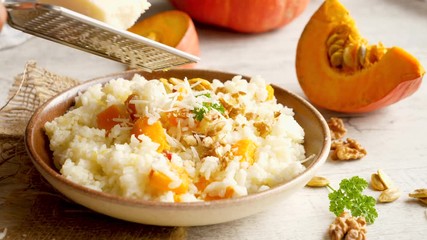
[{"xmin": 1, "ymin": 0, "xmax": 426, "ymax": 239}]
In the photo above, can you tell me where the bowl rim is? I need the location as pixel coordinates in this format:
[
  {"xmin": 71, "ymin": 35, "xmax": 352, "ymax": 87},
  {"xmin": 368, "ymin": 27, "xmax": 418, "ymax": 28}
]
[{"xmin": 25, "ymin": 69, "xmax": 331, "ymax": 209}]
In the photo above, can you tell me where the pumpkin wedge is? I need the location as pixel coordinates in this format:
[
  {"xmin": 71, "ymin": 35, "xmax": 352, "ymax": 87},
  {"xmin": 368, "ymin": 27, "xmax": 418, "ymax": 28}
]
[
  {"xmin": 170, "ymin": 0, "xmax": 310, "ymax": 33},
  {"xmin": 128, "ymin": 10, "xmax": 200, "ymax": 68},
  {"xmin": 295, "ymin": 0, "xmax": 425, "ymax": 113}
]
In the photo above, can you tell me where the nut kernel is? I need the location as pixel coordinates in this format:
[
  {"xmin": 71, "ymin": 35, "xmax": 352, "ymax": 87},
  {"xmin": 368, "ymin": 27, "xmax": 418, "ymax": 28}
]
[
  {"xmin": 377, "ymin": 169, "xmax": 394, "ymax": 189},
  {"xmin": 306, "ymin": 176, "xmax": 330, "ymax": 187},
  {"xmin": 408, "ymin": 188, "xmax": 427, "ymax": 199},
  {"xmin": 378, "ymin": 187, "xmax": 401, "ymax": 203},
  {"xmin": 370, "ymin": 173, "xmax": 386, "ymax": 191}
]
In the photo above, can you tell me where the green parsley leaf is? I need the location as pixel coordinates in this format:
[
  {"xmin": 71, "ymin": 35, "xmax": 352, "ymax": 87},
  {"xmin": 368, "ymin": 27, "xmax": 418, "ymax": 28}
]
[
  {"xmin": 211, "ymin": 102, "xmax": 225, "ymax": 114},
  {"xmin": 327, "ymin": 176, "xmax": 378, "ymax": 224},
  {"xmin": 193, "ymin": 103, "xmax": 209, "ymax": 121},
  {"xmin": 201, "ymin": 93, "xmax": 211, "ymax": 98},
  {"xmin": 192, "ymin": 95, "xmax": 224, "ymax": 121}
]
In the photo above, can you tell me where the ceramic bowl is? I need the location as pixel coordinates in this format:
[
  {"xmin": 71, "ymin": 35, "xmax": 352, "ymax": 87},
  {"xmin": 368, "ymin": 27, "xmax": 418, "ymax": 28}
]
[{"xmin": 25, "ymin": 69, "xmax": 331, "ymax": 226}]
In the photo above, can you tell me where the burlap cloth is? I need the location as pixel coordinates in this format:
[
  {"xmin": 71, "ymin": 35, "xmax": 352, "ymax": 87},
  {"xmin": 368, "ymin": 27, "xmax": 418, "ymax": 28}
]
[{"xmin": 0, "ymin": 62, "xmax": 187, "ymax": 240}]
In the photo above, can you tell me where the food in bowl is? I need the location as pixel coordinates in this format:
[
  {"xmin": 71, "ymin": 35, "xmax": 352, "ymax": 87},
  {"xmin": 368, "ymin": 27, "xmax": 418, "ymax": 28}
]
[{"xmin": 44, "ymin": 75, "xmax": 307, "ymax": 202}]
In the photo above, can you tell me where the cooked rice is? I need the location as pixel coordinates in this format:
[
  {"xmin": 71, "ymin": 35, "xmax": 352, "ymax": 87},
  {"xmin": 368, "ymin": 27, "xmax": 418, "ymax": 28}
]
[{"xmin": 44, "ymin": 75, "xmax": 306, "ymax": 202}]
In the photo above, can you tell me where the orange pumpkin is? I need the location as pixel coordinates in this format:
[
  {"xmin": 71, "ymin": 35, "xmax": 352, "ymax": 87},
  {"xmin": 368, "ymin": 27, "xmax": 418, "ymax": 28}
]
[
  {"xmin": 0, "ymin": 4, "xmax": 6, "ymax": 31},
  {"xmin": 169, "ymin": 0, "xmax": 310, "ymax": 33},
  {"xmin": 295, "ymin": 0, "xmax": 425, "ymax": 113},
  {"xmin": 128, "ymin": 10, "xmax": 199, "ymax": 68}
]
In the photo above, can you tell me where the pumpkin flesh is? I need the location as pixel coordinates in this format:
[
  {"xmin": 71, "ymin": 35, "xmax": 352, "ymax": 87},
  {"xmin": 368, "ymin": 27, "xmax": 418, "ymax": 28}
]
[
  {"xmin": 128, "ymin": 10, "xmax": 200, "ymax": 60},
  {"xmin": 296, "ymin": 0, "xmax": 425, "ymax": 113}
]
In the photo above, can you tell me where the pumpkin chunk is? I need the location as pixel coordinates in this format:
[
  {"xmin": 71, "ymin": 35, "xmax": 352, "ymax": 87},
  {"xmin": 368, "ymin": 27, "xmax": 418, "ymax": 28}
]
[
  {"xmin": 149, "ymin": 169, "xmax": 189, "ymax": 194},
  {"xmin": 232, "ymin": 139, "xmax": 257, "ymax": 165},
  {"xmin": 131, "ymin": 117, "xmax": 170, "ymax": 152},
  {"xmin": 205, "ymin": 187, "xmax": 235, "ymax": 201},
  {"xmin": 96, "ymin": 104, "xmax": 126, "ymax": 131},
  {"xmin": 266, "ymin": 84, "xmax": 274, "ymax": 101}
]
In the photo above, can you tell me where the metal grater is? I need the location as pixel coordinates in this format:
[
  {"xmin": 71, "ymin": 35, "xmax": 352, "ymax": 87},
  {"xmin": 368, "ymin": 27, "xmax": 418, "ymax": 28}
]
[{"xmin": 5, "ymin": 1, "xmax": 200, "ymax": 71}]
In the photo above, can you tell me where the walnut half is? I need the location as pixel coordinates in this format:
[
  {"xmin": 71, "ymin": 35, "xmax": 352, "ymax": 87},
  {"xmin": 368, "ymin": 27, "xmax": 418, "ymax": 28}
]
[
  {"xmin": 329, "ymin": 212, "xmax": 367, "ymax": 240},
  {"xmin": 328, "ymin": 117, "xmax": 347, "ymax": 140},
  {"xmin": 331, "ymin": 138, "xmax": 367, "ymax": 161}
]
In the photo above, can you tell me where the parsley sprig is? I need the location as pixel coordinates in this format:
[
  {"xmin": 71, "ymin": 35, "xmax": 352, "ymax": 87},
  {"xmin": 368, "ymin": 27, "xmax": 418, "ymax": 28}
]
[
  {"xmin": 193, "ymin": 102, "xmax": 225, "ymax": 121},
  {"xmin": 327, "ymin": 176, "xmax": 378, "ymax": 224},
  {"xmin": 192, "ymin": 93, "xmax": 225, "ymax": 121}
]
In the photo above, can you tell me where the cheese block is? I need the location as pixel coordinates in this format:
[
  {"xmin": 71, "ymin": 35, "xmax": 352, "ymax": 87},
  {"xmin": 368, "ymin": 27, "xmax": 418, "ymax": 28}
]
[{"xmin": 38, "ymin": 0, "xmax": 151, "ymax": 30}]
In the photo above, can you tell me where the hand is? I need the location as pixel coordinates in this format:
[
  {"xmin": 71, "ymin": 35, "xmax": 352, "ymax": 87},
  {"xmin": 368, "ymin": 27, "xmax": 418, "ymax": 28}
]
[{"xmin": 0, "ymin": 3, "xmax": 6, "ymax": 31}]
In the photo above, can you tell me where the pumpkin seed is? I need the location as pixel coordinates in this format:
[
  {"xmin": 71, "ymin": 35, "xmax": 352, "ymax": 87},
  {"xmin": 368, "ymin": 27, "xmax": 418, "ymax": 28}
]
[
  {"xmin": 328, "ymin": 44, "xmax": 343, "ymax": 57},
  {"xmin": 377, "ymin": 169, "xmax": 394, "ymax": 189},
  {"xmin": 378, "ymin": 187, "xmax": 401, "ymax": 203},
  {"xmin": 306, "ymin": 176, "xmax": 330, "ymax": 187},
  {"xmin": 343, "ymin": 45, "xmax": 357, "ymax": 68},
  {"xmin": 371, "ymin": 173, "xmax": 387, "ymax": 191},
  {"xmin": 326, "ymin": 33, "xmax": 340, "ymax": 47},
  {"xmin": 334, "ymin": 39, "xmax": 345, "ymax": 46},
  {"xmin": 408, "ymin": 188, "xmax": 427, "ymax": 199},
  {"xmin": 330, "ymin": 50, "xmax": 344, "ymax": 68},
  {"xmin": 358, "ymin": 44, "xmax": 366, "ymax": 67}
]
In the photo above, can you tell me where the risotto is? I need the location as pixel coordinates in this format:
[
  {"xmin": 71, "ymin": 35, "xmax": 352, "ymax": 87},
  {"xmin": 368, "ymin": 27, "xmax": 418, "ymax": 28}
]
[{"xmin": 44, "ymin": 75, "xmax": 307, "ymax": 202}]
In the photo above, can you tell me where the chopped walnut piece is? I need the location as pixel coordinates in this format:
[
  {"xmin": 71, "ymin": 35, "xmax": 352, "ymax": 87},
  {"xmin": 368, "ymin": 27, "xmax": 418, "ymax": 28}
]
[
  {"xmin": 182, "ymin": 134, "xmax": 197, "ymax": 146},
  {"xmin": 253, "ymin": 121, "xmax": 271, "ymax": 137},
  {"xmin": 215, "ymin": 87, "xmax": 227, "ymax": 94},
  {"xmin": 218, "ymin": 97, "xmax": 232, "ymax": 110},
  {"xmin": 218, "ymin": 97, "xmax": 244, "ymax": 119},
  {"xmin": 331, "ymin": 138, "xmax": 367, "ymax": 161},
  {"xmin": 228, "ymin": 107, "xmax": 244, "ymax": 118},
  {"xmin": 245, "ymin": 112, "xmax": 258, "ymax": 120},
  {"xmin": 201, "ymin": 136, "xmax": 214, "ymax": 148},
  {"xmin": 329, "ymin": 212, "xmax": 367, "ymax": 240},
  {"xmin": 231, "ymin": 92, "xmax": 241, "ymax": 99},
  {"xmin": 328, "ymin": 117, "xmax": 347, "ymax": 140}
]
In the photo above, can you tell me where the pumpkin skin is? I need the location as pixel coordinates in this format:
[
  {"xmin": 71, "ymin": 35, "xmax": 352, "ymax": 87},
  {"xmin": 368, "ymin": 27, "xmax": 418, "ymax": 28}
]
[
  {"xmin": 128, "ymin": 10, "xmax": 200, "ymax": 67},
  {"xmin": 0, "ymin": 4, "xmax": 6, "ymax": 31},
  {"xmin": 169, "ymin": 0, "xmax": 310, "ymax": 33},
  {"xmin": 295, "ymin": 0, "xmax": 425, "ymax": 113}
]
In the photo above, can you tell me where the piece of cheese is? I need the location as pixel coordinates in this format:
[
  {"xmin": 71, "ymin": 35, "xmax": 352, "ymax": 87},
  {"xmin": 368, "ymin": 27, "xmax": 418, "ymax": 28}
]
[{"xmin": 38, "ymin": 0, "xmax": 151, "ymax": 30}]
